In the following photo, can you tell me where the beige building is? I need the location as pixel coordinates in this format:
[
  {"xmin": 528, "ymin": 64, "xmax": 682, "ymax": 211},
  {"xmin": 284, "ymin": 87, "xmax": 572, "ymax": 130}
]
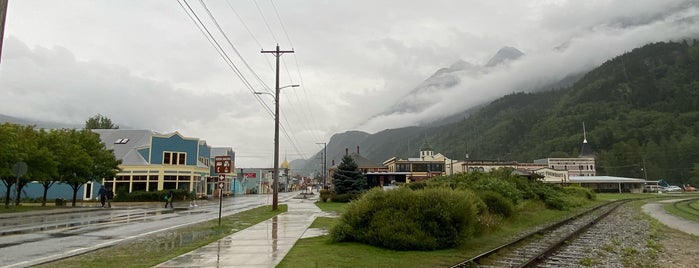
[{"xmin": 382, "ymin": 140, "xmax": 445, "ymax": 182}]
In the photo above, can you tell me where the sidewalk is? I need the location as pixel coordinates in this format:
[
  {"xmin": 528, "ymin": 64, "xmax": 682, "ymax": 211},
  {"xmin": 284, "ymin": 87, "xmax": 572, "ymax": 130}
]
[{"xmin": 155, "ymin": 196, "xmax": 322, "ymax": 268}]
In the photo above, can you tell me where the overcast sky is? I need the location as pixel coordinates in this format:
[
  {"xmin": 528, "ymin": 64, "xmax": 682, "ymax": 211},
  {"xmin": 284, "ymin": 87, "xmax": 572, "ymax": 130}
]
[{"xmin": 1, "ymin": 0, "xmax": 698, "ymax": 168}]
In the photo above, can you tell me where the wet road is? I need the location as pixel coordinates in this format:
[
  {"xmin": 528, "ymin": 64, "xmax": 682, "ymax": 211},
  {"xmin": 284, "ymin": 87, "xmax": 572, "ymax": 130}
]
[{"xmin": 0, "ymin": 192, "xmax": 298, "ymax": 268}]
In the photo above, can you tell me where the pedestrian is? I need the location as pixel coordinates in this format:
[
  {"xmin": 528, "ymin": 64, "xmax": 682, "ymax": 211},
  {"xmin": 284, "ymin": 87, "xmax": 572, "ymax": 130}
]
[
  {"xmin": 98, "ymin": 186, "xmax": 107, "ymax": 207},
  {"xmin": 106, "ymin": 188, "xmax": 114, "ymax": 208},
  {"xmin": 164, "ymin": 190, "xmax": 174, "ymax": 208}
]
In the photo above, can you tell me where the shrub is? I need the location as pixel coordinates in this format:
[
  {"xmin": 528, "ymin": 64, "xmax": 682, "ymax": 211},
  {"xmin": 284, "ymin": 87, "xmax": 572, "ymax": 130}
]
[
  {"xmin": 479, "ymin": 191, "xmax": 514, "ymax": 218},
  {"xmin": 332, "ymin": 193, "xmax": 361, "ymax": 203},
  {"xmin": 472, "ymin": 177, "xmax": 523, "ymax": 205},
  {"xmin": 405, "ymin": 182, "xmax": 426, "ymax": 190},
  {"xmin": 319, "ymin": 189, "xmax": 332, "ymax": 202},
  {"xmin": 331, "ymin": 187, "xmax": 478, "ymax": 250}
]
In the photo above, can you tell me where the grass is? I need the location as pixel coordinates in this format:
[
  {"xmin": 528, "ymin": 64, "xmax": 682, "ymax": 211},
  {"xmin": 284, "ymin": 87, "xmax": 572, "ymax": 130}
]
[
  {"xmin": 34, "ymin": 204, "xmax": 287, "ymax": 268},
  {"xmin": 1, "ymin": 205, "xmax": 62, "ymax": 213},
  {"xmin": 663, "ymin": 198, "xmax": 699, "ymax": 222},
  {"xmin": 278, "ymin": 199, "xmax": 606, "ymax": 268}
]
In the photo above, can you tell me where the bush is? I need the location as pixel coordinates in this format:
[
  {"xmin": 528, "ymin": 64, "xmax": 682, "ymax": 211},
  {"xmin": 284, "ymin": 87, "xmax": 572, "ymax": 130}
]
[
  {"xmin": 319, "ymin": 189, "xmax": 332, "ymax": 202},
  {"xmin": 472, "ymin": 177, "xmax": 523, "ymax": 205},
  {"xmin": 332, "ymin": 193, "xmax": 361, "ymax": 203},
  {"xmin": 479, "ymin": 191, "xmax": 514, "ymax": 218},
  {"xmin": 405, "ymin": 182, "xmax": 426, "ymax": 190},
  {"xmin": 331, "ymin": 187, "xmax": 479, "ymax": 251}
]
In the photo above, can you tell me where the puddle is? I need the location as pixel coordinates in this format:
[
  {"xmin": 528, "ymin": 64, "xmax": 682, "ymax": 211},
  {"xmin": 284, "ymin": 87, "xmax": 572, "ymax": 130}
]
[
  {"xmin": 153, "ymin": 229, "xmax": 218, "ymax": 250},
  {"xmin": 301, "ymin": 228, "xmax": 328, "ymax": 239}
]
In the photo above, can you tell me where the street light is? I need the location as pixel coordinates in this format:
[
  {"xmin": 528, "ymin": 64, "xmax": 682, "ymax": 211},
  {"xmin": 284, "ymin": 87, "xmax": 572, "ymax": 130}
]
[{"xmin": 254, "ymin": 84, "xmax": 298, "ymax": 210}]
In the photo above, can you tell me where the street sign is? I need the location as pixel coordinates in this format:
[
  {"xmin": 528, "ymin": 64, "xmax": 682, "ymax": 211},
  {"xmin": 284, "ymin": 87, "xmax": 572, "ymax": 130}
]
[
  {"xmin": 219, "ymin": 182, "xmax": 224, "ymax": 189},
  {"xmin": 218, "ymin": 174, "xmax": 225, "ymax": 181},
  {"xmin": 214, "ymin": 156, "xmax": 232, "ymax": 173}
]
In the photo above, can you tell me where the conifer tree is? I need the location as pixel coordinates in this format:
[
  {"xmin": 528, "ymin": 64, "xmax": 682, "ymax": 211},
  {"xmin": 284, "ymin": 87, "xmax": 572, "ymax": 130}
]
[{"xmin": 332, "ymin": 155, "xmax": 367, "ymax": 194}]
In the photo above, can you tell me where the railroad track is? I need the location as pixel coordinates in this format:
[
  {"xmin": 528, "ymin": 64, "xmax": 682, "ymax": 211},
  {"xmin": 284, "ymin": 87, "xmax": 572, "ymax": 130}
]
[{"xmin": 452, "ymin": 200, "xmax": 629, "ymax": 268}]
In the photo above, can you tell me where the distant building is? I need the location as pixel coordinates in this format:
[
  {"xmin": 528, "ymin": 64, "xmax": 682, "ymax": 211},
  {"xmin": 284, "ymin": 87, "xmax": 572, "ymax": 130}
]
[
  {"xmin": 382, "ymin": 140, "xmax": 445, "ymax": 183},
  {"xmin": 330, "ymin": 146, "xmax": 388, "ymax": 188}
]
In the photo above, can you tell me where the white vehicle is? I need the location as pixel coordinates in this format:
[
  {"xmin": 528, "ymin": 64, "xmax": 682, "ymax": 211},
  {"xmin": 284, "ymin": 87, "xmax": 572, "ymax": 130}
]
[{"xmin": 664, "ymin": 185, "xmax": 682, "ymax": 192}]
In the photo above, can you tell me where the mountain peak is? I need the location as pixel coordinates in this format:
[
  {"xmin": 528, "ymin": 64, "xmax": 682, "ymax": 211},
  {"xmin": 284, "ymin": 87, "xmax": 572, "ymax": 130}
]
[{"xmin": 485, "ymin": 46, "xmax": 524, "ymax": 67}]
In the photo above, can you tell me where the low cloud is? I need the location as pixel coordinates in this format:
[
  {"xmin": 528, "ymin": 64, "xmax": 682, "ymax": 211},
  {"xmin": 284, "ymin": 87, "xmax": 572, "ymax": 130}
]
[{"xmin": 358, "ymin": 4, "xmax": 699, "ymax": 133}]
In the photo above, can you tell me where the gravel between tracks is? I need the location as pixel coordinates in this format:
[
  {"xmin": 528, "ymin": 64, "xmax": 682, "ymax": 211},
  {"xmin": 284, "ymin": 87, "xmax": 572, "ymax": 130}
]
[{"xmin": 541, "ymin": 203, "xmax": 659, "ymax": 267}]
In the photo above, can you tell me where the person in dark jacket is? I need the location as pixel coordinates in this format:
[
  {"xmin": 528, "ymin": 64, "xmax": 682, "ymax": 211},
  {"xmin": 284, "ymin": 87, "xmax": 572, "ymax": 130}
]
[
  {"xmin": 106, "ymin": 188, "xmax": 114, "ymax": 208},
  {"xmin": 98, "ymin": 186, "xmax": 107, "ymax": 207}
]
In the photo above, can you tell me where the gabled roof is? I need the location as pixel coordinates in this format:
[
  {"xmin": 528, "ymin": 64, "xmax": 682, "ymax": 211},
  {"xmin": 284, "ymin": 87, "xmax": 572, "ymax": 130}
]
[{"xmin": 93, "ymin": 129, "xmax": 154, "ymax": 165}]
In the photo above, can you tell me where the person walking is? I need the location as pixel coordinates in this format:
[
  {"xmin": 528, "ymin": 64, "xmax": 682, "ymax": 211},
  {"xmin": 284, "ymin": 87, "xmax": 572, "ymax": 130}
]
[
  {"xmin": 106, "ymin": 188, "xmax": 114, "ymax": 208},
  {"xmin": 164, "ymin": 190, "xmax": 174, "ymax": 208},
  {"xmin": 98, "ymin": 186, "xmax": 107, "ymax": 208}
]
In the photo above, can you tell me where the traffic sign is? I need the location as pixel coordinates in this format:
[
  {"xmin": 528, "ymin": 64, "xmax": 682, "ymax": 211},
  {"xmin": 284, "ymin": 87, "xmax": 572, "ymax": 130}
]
[
  {"xmin": 218, "ymin": 174, "xmax": 225, "ymax": 181},
  {"xmin": 219, "ymin": 182, "xmax": 224, "ymax": 189},
  {"xmin": 214, "ymin": 156, "xmax": 232, "ymax": 173}
]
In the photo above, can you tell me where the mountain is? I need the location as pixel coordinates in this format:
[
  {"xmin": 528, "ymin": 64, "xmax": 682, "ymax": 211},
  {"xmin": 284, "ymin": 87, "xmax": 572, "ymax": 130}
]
[
  {"xmin": 372, "ymin": 47, "xmax": 525, "ymax": 120},
  {"xmin": 294, "ymin": 40, "xmax": 699, "ymax": 187},
  {"xmin": 485, "ymin": 46, "xmax": 525, "ymax": 67},
  {"xmin": 0, "ymin": 114, "xmax": 81, "ymax": 129}
]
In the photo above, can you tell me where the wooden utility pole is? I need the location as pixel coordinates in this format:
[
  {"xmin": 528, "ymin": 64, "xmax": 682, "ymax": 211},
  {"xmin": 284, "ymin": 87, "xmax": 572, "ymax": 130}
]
[
  {"xmin": 261, "ymin": 44, "xmax": 293, "ymax": 210},
  {"xmin": 0, "ymin": 0, "xmax": 9, "ymax": 64}
]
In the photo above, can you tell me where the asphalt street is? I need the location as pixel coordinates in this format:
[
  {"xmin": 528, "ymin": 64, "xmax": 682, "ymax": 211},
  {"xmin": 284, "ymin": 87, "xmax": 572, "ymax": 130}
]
[{"xmin": 0, "ymin": 192, "xmax": 298, "ymax": 268}]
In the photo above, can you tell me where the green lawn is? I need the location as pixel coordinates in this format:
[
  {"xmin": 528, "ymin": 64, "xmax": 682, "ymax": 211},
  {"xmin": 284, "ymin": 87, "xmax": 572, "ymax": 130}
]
[
  {"xmin": 663, "ymin": 198, "xmax": 699, "ymax": 222},
  {"xmin": 34, "ymin": 204, "xmax": 287, "ymax": 268},
  {"xmin": 278, "ymin": 199, "xmax": 605, "ymax": 268}
]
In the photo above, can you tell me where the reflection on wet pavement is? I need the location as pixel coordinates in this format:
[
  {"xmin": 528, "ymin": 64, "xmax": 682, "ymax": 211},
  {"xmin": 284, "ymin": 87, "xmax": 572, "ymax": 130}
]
[{"xmin": 155, "ymin": 198, "xmax": 321, "ymax": 267}]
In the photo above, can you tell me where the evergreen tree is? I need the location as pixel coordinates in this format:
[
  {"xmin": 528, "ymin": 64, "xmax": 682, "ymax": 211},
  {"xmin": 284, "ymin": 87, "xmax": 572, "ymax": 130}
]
[{"xmin": 333, "ymin": 155, "xmax": 367, "ymax": 194}]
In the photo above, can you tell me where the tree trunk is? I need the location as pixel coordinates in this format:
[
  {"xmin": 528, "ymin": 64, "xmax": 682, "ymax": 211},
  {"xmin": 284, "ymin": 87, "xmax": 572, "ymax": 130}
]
[
  {"xmin": 2, "ymin": 180, "xmax": 14, "ymax": 208},
  {"xmin": 14, "ymin": 181, "xmax": 28, "ymax": 206},
  {"xmin": 40, "ymin": 181, "xmax": 55, "ymax": 207},
  {"xmin": 71, "ymin": 186, "xmax": 79, "ymax": 207}
]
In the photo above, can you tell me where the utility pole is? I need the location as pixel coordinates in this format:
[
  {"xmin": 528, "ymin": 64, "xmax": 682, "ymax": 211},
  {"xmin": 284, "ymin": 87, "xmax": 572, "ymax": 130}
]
[
  {"xmin": 0, "ymin": 0, "xmax": 9, "ymax": 64},
  {"xmin": 261, "ymin": 44, "xmax": 293, "ymax": 211},
  {"xmin": 316, "ymin": 142, "xmax": 327, "ymax": 189}
]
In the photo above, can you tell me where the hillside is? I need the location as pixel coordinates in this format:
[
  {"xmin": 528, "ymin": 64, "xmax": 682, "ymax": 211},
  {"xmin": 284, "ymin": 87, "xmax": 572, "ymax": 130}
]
[{"xmin": 299, "ymin": 41, "xmax": 699, "ymax": 186}]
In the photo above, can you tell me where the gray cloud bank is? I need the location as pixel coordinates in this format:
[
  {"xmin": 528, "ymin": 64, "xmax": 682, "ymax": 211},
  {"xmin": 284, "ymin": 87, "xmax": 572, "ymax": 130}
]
[{"xmin": 358, "ymin": 1, "xmax": 699, "ymax": 132}]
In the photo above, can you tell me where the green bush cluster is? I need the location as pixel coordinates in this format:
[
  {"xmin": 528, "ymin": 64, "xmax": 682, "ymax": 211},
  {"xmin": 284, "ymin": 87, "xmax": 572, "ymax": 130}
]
[
  {"xmin": 114, "ymin": 189, "xmax": 194, "ymax": 202},
  {"xmin": 478, "ymin": 191, "xmax": 514, "ymax": 217},
  {"xmin": 331, "ymin": 187, "xmax": 478, "ymax": 251},
  {"xmin": 319, "ymin": 189, "xmax": 332, "ymax": 202},
  {"xmin": 319, "ymin": 189, "xmax": 362, "ymax": 203}
]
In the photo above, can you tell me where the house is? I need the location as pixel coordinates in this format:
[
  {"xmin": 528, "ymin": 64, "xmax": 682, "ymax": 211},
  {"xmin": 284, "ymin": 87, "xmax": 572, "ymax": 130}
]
[{"xmin": 94, "ymin": 129, "xmax": 225, "ymax": 197}]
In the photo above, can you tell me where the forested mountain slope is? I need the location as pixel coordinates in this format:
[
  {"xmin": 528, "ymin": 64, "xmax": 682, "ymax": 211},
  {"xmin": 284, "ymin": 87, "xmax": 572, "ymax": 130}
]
[
  {"xmin": 298, "ymin": 41, "xmax": 699, "ymax": 186},
  {"xmin": 431, "ymin": 41, "xmax": 699, "ymax": 185}
]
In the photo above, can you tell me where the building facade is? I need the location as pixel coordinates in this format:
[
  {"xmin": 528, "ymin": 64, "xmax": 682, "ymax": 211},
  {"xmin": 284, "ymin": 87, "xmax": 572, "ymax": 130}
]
[{"xmin": 94, "ymin": 129, "xmax": 231, "ymax": 197}]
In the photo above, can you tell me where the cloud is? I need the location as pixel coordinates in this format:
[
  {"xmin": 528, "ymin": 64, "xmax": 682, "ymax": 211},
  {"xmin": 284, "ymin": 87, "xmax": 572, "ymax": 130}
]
[
  {"xmin": 2, "ymin": 0, "xmax": 699, "ymax": 167},
  {"xmin": 357, "ymin": 2, "xmax": 699, "ymax": 132}
]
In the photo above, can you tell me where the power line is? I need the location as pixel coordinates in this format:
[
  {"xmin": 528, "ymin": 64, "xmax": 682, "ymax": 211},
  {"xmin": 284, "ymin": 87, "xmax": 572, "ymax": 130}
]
[{"xmin": 177, "ymin": 0, "xmax": 274, "ymax": 117}]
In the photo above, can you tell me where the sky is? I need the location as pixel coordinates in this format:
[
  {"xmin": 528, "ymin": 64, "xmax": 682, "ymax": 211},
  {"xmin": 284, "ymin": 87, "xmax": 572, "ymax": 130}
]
[{"xmin": 1, "ymin": 0, "xmax": 698, "ymax": 168}]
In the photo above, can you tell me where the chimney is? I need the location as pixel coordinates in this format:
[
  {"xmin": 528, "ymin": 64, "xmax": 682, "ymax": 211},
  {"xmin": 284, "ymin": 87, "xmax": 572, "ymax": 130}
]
[
  {"xmin": 345, "ymin": 148, "xmax": 348, "ymax": 155},
  {"xmin": 357, "ymin": 146, "xmax": 360, "ymax": 154}
]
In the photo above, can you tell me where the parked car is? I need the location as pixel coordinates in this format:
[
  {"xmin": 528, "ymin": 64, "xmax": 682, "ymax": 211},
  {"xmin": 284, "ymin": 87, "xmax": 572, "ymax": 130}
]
[
  {"xmin": 664, "ymin": 185, "xmax": 683, "ymax": 192},
  {"xmin": 684, "ymin": 184, "xmax": 697, "ymax": 191}
]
